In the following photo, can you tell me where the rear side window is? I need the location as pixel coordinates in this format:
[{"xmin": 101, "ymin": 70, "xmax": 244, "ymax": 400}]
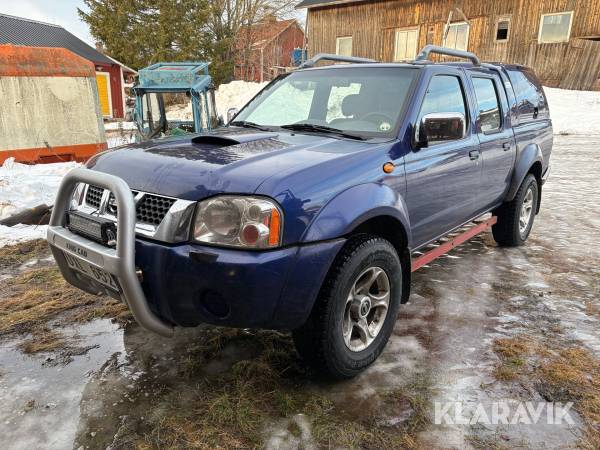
[
  {"xmin": 472, "ymin": 78, "xmax": 501, "ymax": 133},
  {"xmin": 419, "ymin": 75, "xmax": 467, "ymax": 120},
  {"xmin": 507, "ymin": 69, "xmax": 548, "ymax": 123}
]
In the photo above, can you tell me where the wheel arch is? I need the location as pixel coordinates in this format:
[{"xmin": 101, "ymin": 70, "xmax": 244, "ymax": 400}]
[
  {"xmin": 350, "ymin": 215, "xmax": 412, "ymax": 304},
  {"xmin": 506, "ymin": 143, "xmax": 543, "ymax": 212},
  {"xmin": 301, "ymin": 182, "xmax": 413, "ymax": 304}
]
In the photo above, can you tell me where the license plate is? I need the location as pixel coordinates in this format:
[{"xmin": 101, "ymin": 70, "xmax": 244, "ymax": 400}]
[{"xmin": 63, "ymin": 251, "xmax": 120, "ymax": 292}]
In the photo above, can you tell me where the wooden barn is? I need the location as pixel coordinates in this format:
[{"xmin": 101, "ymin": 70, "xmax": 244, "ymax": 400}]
[
  {"xmin": 297, "ymin": 0, "xmax": 600, "ymax": 90},
  {"xmin": 235, "ymin": 16, "xmax": 305, "ymax": 82}
]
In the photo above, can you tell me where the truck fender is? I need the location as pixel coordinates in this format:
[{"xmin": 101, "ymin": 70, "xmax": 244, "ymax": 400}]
[
  {"xmin": 301, "ymin": 182, "xmax": 412, "ymax": 248},
  {"xmin": 505, "ymin": 143, "xmax": 543, "ymax": 202}
]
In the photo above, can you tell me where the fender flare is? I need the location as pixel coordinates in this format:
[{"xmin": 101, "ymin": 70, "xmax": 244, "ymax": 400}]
[
  {"xmin": 301, "ymin": 182, "xmax": 412, "ymax": 248},
  {"xmin": 505, "ymin": 143, "xmax": 543, "ymax": 202}
]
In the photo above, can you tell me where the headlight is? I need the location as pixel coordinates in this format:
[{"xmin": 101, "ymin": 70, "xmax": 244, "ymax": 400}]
[{"xmin": 193, "ymin": 196, "xmax": 283, "ymax": 249}]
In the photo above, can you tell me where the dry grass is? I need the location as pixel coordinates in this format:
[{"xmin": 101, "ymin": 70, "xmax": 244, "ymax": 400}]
[
  {"xmin": 0, "ymin": 240, "xmax": 131, "ymax": 352},
  {"xmin": 492, "ymin": 337, "xmax": 532, "ymax": 381},
  {"xmin": 538, "ymin": 348, "xmax": 600, "ymax": 448},
  {"xmin": 493, "ymin": 336, "xmax": 600, "ymax": 448},
  {"xmin": 17, "ymin": 327, "xmax": 66, "ymax": 354},
  {"xmin": 0, "ymin": 239, "xmax": 50, "ymax": 269},
  {"xmin": 135, "ymin": 330, "xmax": 430, "ymax": 450}
]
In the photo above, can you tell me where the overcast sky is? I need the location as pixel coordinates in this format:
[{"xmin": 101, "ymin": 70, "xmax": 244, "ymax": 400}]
[{"xmin": 0, "ymin": 0, "xmax": 94, "ymax": 44}]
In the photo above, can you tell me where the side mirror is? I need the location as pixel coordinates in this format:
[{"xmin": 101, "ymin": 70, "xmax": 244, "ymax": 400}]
[
  {"xmin": 217, "ymin": 115, "xmax": 225, "ymax": 126},
  {"xmin": 227, "ymin": 108, "xmax": 239, "ymax": 123},
  {"xmin": 415, "ymin": 112, "xmax": 466, "ymax": 149}
]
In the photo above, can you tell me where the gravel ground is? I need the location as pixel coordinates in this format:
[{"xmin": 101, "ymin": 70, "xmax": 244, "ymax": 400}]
[{"xmin": 0, "ymin": 135, "xmax": 598, "ymax": 449}]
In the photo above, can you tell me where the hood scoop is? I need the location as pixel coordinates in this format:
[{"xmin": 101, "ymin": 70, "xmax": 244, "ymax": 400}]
[{"xmin": 191, "ymin": 135, "xmax": 240, "ymax": 147}]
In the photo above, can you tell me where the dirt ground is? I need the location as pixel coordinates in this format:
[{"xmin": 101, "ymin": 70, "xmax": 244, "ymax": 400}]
[{"xmin": 0, "ymin": 135, "xmax": 598, "ymax": 449}]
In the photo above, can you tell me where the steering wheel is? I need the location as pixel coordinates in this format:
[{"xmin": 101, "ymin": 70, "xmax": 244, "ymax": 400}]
[{"xmin": 361, "ymin": 112, "xmax": 394, "ymax": 131}]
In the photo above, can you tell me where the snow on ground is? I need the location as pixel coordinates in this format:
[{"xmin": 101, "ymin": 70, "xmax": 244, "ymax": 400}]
[
  {"xmin": 544, "ymin": 87, "xmax": 600, "ymax": 135},
  {"xmin": 0, "ymin": 224, "xmax": 48, "ymax": 247},
  {"xmin": 0, "ymin": 158, "xmax": 79, "ymax": 247},
  {"xmin": 0, "ymin": 158, "xmax": 79, "ymax": 221}
]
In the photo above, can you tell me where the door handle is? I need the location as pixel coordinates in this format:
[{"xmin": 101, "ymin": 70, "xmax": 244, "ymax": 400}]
[
  {"xmin": 469, "ymin": 150, "xmax": 480, "ymax": 160},
  {"xmin": 502, "ymin": 142, "xmax": 511, "ymax": 151}
]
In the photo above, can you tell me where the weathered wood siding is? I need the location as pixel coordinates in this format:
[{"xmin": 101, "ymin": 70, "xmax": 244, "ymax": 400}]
[{"xmin": 307, "ymin": 0, "xmax": 600, "ymax": 90}]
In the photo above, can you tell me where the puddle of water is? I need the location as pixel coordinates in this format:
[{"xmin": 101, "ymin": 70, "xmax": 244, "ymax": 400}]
[{"xmin": 0, "ymin": 320, "xmax": 124, "ymax": 450}]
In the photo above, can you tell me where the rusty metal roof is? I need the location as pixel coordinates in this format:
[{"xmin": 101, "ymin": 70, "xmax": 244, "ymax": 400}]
[{"xmin": 0, "ymin": 13, "xmax": 114, "ymax": 65}]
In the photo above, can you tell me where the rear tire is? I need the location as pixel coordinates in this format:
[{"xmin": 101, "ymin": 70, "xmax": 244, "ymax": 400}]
[
  {"xmin": 492, "ymin": 174, "xmax": 539, "ymax": 247},
  {"xmin": 293, "ymin": 234, "xmax": 403, "ymax": 379}
]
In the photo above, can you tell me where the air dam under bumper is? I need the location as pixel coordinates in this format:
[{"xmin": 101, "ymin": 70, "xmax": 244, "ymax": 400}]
[{"xmin": 47, "ymin": 168, "xmax": 345, "ymax": 335}]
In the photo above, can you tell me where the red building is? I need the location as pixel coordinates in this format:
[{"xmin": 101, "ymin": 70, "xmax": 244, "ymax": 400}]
[
  {"xmin": 235, "ymin": 17, "xmax": 305, "ymax": 82},
  {"xmin": 0, "ymin": 13, "xmax": 136, "ymax": 119}
]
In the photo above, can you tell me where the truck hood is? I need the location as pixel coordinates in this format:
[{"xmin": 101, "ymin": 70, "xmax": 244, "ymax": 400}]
[{"xmin": 87, "ymin": 128, "xmax": 383, "ymax": 201}]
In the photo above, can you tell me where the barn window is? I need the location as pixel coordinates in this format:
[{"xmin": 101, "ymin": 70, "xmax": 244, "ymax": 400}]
[
  {"xmin": 496, "ymin": 18, "xmax": 510, "ymax": 41},
  {"xmin": 539, "ymin": 11, "xmax": 573, "ymax": 43},
  {"xmin": 444, "ymin": 22, "xmax": 469, "ymax": 51},
  {"xmin": 336, "ymin": 36, "xmax": 353, "ymax": 56},
  {"xmin": 394, "ymin": 28, "xmax": 419, "ymax": 61}
]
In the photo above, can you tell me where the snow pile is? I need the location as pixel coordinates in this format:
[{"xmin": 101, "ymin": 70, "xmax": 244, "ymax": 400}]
[
  {"xmin": 0, "ymin": 157, "xmax": 80, "ymax": 247},
  {"xmin": 215, "ymin": 80, "xmax": 267, "ymax": 119},
  {"xmin": 0, "ymin": 224, "xmax": 48, "ymax": 247},
  {"xmin": 0, "ymin": 158, "xmax": 79, "ymax": 220},
  {"xmin": 166, "ymin": 102, "xmax": 193, "ymax": 121},
  {"xmin": 545, "ymin": 87, "xmax": 600, "ymax": 135}
]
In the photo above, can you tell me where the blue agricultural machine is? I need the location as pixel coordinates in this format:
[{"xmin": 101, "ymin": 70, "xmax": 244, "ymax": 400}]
[{"xmin": 132, "ymin": 62, "xmax": 221, "ymax": 140}]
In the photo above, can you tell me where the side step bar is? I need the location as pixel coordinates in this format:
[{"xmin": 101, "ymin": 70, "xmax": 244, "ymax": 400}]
[
  {"xmin": 47, "ymin": 168, "xmax": 174, "ymax": 337},
  {"xmin": 411, "ymin": 216, "xmax": 497, "ymax": 272}
]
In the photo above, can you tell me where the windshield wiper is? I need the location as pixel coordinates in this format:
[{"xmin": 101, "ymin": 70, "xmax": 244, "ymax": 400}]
[
  {"xmin": 230, "ymin": 121, "xmax": 271, "ymax": 131},
  {"xmin": 280, "ymin": 123, "xmax": 366, "ymax": 140}
]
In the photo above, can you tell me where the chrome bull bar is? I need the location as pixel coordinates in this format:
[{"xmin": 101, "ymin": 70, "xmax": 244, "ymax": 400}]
[{"xmin": 47, "ymin": 168, "xmax": 174, "ymax": 337}]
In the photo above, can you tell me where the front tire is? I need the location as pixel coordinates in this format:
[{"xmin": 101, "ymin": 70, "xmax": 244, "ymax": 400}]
[
  {"xmin": 293, "ymin": 235, "xmax": 403, "ymax": 379},
  {"xmin": 492, "ymin": 174, "xmax": 539, "ymax": 246}
]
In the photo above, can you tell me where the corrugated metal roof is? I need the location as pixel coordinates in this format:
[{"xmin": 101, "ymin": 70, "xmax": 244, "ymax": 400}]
[{"xmin": 0, "ymin": 13, "xmax": 114, "ymax": 65}]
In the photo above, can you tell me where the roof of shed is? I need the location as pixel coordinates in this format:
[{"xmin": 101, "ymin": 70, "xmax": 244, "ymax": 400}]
[
  {"xmin": 0, "ymin": 13, "xmax": 114, "ymax": 65},
  {"xmin": 237, "ymin": 18, "xmax": 300, "ymax": 50},
  {"xmin": 0, "ymin": 44, "xmax": 95, "ymax": 77}
]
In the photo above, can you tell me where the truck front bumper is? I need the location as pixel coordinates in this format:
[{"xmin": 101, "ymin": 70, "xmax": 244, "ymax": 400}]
[
  {"xmin": 47, "ymin": 168, "xmax": 344, "ymax": 335},
  {"xmin": 134, "ymin": 238, "xmax": 344, "ymax": 330}
]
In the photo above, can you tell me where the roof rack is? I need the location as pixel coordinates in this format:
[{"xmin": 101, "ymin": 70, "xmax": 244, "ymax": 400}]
[
  {"xmin": 414, "ymin": 45, "xmax": 480, "ymax": 66},
  {"xmin": 299, "ymin": 53, "xmax": 376, "ymax": 69}
]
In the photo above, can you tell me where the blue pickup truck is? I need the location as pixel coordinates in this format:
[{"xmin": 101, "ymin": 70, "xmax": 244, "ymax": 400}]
[{"xmin": 48, "ymin": 46, "xmax": 552, "ymax": 378}]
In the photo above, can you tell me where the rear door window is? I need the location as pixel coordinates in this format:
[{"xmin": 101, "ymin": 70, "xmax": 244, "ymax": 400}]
[
  {"xmin": 472, "ymin": 77, "xmax": 502, "ymax": 133},
  {"xmin": 507, "ymin": 69, "xmax": 548, "ymax": 123}
]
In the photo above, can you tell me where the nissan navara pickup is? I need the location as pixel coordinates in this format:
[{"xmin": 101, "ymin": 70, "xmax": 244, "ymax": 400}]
[{"xmin": 48, "ymin": 46, "xmax": 552, "ymax": 378}]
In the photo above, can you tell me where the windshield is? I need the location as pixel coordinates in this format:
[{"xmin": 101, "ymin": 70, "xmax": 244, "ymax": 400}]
[{"xmin": 233, "ymin": 67, "xmax": 418, "ymax": 138}]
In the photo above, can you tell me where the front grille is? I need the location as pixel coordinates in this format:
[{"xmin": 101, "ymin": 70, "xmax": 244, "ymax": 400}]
[
  {"xmin": 85, "ymin": 185, "xmax": 175, "ymax": 227},
  {"xmin": 107, "ymin": 191, "xmax": 139, "ymax": 216},
  {"xmin": 85, "ymin": 185, "xmax": 104, "ymax": 209},
  {"xmin": 136, "ymin": 194, "xmax": 176, "ymax": 225}
]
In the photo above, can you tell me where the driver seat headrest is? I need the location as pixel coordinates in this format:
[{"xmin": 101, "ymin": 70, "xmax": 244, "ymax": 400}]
[{"xmin": 341, "ymin": 94, "xmax": 363, "ymax": 117}]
